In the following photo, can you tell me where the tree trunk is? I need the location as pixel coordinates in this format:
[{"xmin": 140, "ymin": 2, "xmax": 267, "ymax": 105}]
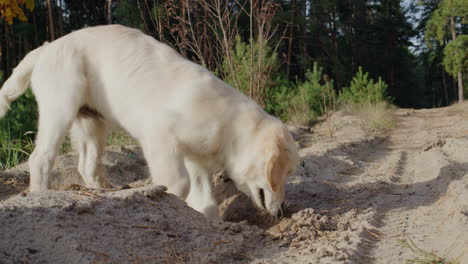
[
  {"xmin": 441, "ymin": 66, "xmax": 448, "ymax": 105},
  {"xmin": 450, "ymin": 16, "xmax": 463, "ymax": 102},
  {"xmin": 33, "ymin": 12, "xmax": 38, "ymax": 46},
  {"xmin": 4, "ymin": 23, "xmax": 10, "ymax": 76},
  {"xmin": 286, "ymin": 0, "xmax": 296, "ymax": 79},
  {"xmin": 58, "ymin": 0, "xmax": 64, "ymax": 36},
  {"xmin": 106, "ymin": 0, "xmax": 113, "ymax": 24},
  {"xmin": 47, "ymin": 0, "xmax": 55, "ymax": 41},
  {"xmin": 457, "ymin": 72, "xmax": 464, "ymax": 102},
  {"xmin": 0, "ymin": 24, "xmax": 3, "ymax": 77}
]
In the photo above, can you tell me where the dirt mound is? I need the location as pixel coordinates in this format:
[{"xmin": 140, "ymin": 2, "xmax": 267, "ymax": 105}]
[
  {"xmin": 1, "ymin": 106, "xmax": 468, "ymax": 263},
  {"xmin": 0, "ymin": 186, "xmax": 268, "ymax": 263}
]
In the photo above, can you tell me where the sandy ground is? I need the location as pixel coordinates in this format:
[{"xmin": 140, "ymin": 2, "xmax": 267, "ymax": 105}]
[{"xmin": 0, "ymin": 104, "xmax": 467, "ymax": 263}]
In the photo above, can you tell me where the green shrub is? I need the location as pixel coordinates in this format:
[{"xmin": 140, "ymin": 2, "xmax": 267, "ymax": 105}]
[
  {"xmin": 338, "ymin": 67, "xmax": 395, "ymax": 134},
  {"xmin": 297, "ymin": 63, "xmax": 336, "ymax": 118},
  {"xmin": 0, "ymin": 71, "xmax": 38, "ymax": 169},
  {"xmin": 222, "ymin": 36, "xmax": 279, "ymax": 106},
  {"xmin": 264, "ymin": 76, "xmax": 296, "ymax": 121},
  {"xmin": 265, "ymin": 62, "xmax": 336, "ymax": 125},
  {"xmin": 338, "ymin": 67, "xmax": 388, "ymax": 105}
]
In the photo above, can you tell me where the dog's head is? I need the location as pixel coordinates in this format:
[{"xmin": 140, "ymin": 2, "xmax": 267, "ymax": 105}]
[{"xmin": 233, "ymin": 119, "xmax": 299, "ymax": 217}]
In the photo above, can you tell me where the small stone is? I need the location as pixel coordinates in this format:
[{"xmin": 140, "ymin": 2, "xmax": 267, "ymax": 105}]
[
  {"xmin": 230, "ymin": 224, "xmax": 242, "ymax": 233},
  {"xmin": 74, "ymin": 202, "xmax": 95, "ymax": 214},
  {"xmin": 26, "ymin": 248, "xmax": 38, "ymax": 254},
  {"xmin": 335, "ymin": 252, "xmax": 348, "ymax": 260},
  {"xmin": 159, "ymin": 220, "xmax": 171, "ymax": 231},
  {"xmin": 337, "ymin": 222, "xmax": 348, "ymax": 231}
]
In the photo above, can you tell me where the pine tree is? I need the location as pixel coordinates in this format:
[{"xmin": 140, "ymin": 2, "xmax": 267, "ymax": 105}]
[{"xmin": 425, "ymin": 0, "xmax": 467, "ymax": 102}]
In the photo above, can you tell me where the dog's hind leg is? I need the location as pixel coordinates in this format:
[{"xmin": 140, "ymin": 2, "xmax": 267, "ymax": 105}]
[
  {"xmin": 28, "ymin": 97, "xmax": 81, "ymax": 192},
  {"xmin": 184, "ymin": 159, "xmax": 219, "ymax": 219},
  {"xmin": 70, "ymin": 115, "xmax": 110, "ymax": 189},
  {"xmin": 28, "ymin": 51, "xmax": 86, "ymax": 192}
]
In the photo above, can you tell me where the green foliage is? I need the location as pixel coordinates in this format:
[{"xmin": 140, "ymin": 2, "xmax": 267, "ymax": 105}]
[
  {"xmin": 443, "ymin": 35, "xmax": 468, "ymax": 78},
  {"xmin": 264, "ymin": 77, "xmax": 296, "ymax": 121},
  {"xmin": 0, "ymin": 88, "xmax": 38, "ymax": 138},
  {"xmin": 297, "ymin": 63, "xmax": 336, "ymax": 117},
  {"xmin": 114, "ymin": 0, "xmax": 144, "ymax": 30},
  {"xmin": 222, "ymin": 36, "xmax": 279, "ymax": 106},
  {"xmin": 266, "ymin": 62, "xmax": 336, "ymax": 125},
  {"xmin": 339, "ymin": 67, "xmax": 389, "ymax": 105},
  {"xmin": 0, "ymin": 71, "xmax": 37, "ymax": 169},
  {"xmin": 424, "ymin": 0, "xmax": 467, "ymax": 101},
  {"xmin": 107, "ymin": 131, "xmax": 136, "ymax": 146},
  {"xmin": 425, "ymin": 0, "xmax": 468, "ymax": 47},
  {"xmin": 0, "ymin": 126, "xmax": 34, "ymax": 170}
]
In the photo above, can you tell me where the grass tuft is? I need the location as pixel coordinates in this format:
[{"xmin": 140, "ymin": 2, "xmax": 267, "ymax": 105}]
[
  {"xmin": 0, "ymin": 128, "xmax": 35, "ymax": 170},
  {"xmin": 106, "ymin": 131, "xmax": 136, "ymax": 146},
  {"xmin": 343, "ymin": 101, "xmax": 396, "ymax": 134},
  {"xmin": 398, "ymin": 238, "xmax": 460, "ymax": 264}
]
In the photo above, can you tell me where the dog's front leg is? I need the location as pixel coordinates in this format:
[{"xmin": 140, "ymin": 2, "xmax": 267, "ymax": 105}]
[
  {"xmin": 143, "ymin": 140, "xmax": 191, "ymax": 200},
  {"xmin": 184, "ymin": 158, "xmax": 219, "ymax": 220}
]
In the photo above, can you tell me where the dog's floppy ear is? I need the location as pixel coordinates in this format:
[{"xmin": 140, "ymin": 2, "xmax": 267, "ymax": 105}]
[{"xmin": 265, "ymin": 144, "xmax": 283, "ymax": 193}]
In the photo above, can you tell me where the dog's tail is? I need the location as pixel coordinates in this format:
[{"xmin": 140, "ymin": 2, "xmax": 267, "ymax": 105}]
[{"xmin": 0, "ymin": 43, "xmax": 48, "ymax": 119}]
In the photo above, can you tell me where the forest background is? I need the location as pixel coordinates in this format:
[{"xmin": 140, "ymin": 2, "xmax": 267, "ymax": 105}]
[{"xmin": 0, "ymin": 0, "xmax": 466, "ymax": 168}]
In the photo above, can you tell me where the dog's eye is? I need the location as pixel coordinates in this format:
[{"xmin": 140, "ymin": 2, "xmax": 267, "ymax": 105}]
[{"xmin": 258, "ymin": 188, "xmax": 266, "ymax": 209}]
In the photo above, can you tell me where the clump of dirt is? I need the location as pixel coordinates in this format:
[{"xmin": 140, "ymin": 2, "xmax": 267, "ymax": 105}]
[{"xmin": 0, "ymin": 170, "xmax": 29, "ymax": 199}]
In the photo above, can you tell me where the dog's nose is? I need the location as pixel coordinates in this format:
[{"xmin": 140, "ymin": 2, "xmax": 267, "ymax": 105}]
[{"xmin": 275, "ymin": 210, "xmax": 282, "ymax": 217}]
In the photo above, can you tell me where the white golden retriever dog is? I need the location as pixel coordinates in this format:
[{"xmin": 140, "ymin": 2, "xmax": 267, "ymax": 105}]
[{"xmin": 0, "ymin": 25, "xmax": 298, "ymax": 219}]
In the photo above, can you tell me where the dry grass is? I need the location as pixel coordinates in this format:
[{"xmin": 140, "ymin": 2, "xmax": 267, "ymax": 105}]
[
  {"xmin": 398, "ymin": 238, "xmax": 460, "ymax": 264},
  {"xmin": 59, "ymin": 131, "xmax": 135, "ymax": 156},
  {"xmin": 106, "ymin": 131, "xmax": 137, "ymax": 146},
  {"xmin": 344, "ymin": 101, "xmax": 396, "ymax": 134}
]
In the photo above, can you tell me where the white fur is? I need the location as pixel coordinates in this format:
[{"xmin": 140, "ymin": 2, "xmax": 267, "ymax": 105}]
[{"xmin": 0, "ymin": 25, "xmax": 298, "ymax": 218}]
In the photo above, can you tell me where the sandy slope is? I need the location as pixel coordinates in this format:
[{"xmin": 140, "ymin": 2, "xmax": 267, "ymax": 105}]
[{"xmin": 0, "ymin": 104, "xmax": 467, "ymax": 263}]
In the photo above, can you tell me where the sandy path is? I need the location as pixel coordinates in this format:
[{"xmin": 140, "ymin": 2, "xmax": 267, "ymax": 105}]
[
  {"xmin": 261, "ymin": 106, "xmax": 468, "ymax": 263},
  {"xmin": 365, "ymin": 108, "xmax": 468, "ymax": 263}
]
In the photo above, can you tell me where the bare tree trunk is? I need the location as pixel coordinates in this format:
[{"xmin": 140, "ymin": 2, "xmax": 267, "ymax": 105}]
[
  {"xmin": 450, "ymin": 16, "xmax": 463, "ymax": 102},
  {"xmin": 47, "ymin": 0, "xmax": 55, "ymax": 41},
  {"xmin": 457, "ymin": 72, "xmax": 464, "ymax": 102},
  {"xmin": 33, "ymin": 12, "xmax": 38, "ymax": 46},
  {"xmin": 286, "ymin": 0, "xmax": 296, "ymax": 79},
  {"xmin": 58, "ymin": 0, "xmax": 64, "ymax": 36},
  {"xmin": 106, "ymin": 0, "xmax": 113, "ymax": 24},
  {"xmin": 442, "ymin": 66, "xmax": 448, "ymax": 105},
  {"xmin": 4, "ymin": 23, "xmax": 10, "ymax": 76}
]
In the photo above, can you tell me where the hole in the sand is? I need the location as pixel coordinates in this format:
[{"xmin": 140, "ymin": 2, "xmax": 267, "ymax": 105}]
[{"xmin": 219, "ymin": 192, "xmax": 300, "ymax": 230}]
